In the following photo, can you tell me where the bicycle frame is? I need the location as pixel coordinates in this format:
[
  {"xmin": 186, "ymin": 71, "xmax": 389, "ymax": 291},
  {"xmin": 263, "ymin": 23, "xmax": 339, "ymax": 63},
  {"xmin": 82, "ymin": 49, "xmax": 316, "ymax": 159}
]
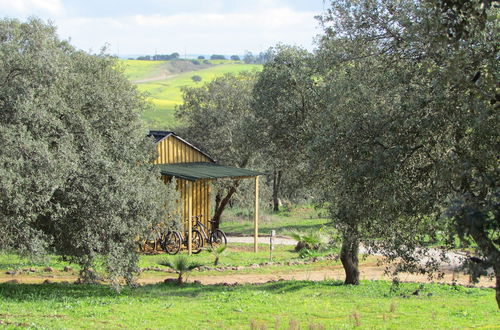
[{"xmin": 192, "ymin": 215, "xmax": 210, "ymax": 241}]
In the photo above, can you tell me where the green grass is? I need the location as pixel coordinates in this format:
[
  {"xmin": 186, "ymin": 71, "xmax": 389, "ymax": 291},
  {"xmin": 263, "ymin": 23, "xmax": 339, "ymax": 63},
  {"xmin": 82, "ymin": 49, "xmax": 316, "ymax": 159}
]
[
  {"xmin": 220, "ymin": 205, "xmax": 331, "ymax": 236},
  {"xmin": 0, "ymin": 243, "xmax": 336, "ymax": 278},
  {"xmin": 121, "ymin": 59, "xmax": 262, "ymax": 129},
  {"xmin": 0, "ymin": 280, "xmax": 497, "ymax": 328}
]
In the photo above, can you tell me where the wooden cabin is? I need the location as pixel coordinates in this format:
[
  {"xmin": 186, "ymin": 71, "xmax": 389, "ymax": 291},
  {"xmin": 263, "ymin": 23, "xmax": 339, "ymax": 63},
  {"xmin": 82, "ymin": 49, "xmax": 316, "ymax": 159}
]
[
  {"xmin": 149, "ymin": 131, "xmax": 214, "ymax": 231},
  {"xmin": 149, "ymin": 131, "xmax": 264, "ymax": 244}
]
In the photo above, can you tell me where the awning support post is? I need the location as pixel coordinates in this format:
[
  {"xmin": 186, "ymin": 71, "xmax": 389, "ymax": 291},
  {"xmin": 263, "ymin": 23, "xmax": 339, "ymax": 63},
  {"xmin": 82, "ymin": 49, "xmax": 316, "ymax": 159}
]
[
  {"xmin": 254, "ymin": 176, "xmax": 259, "ymax": 253},
  {"xmin": 188, "ymin": 182, "xmax": 193, "ymax": 255}
]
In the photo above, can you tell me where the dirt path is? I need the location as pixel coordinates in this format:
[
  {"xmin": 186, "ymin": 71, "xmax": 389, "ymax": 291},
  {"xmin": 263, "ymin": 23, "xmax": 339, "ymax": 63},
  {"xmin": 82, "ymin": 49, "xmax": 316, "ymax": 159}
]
[
  {"xmin": 2, "ymin": 263, "xmax": 494, "ymax": 288},
  {"xmin": 1, "ymin": 237, "xmax": 490, "ymax": 288},
  {"xmin": 230, "ymin": 236, "xmax": 470, "ymax": 270},
  {"xmin": 227, "ymin": 236, "xmax": 295, "ymax": 245}
]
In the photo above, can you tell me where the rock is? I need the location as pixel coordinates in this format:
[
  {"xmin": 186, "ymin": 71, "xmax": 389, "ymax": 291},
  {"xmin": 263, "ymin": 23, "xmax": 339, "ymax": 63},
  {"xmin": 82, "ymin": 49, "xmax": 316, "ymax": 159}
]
[
  {"xmin": 43, "ymin": 279, "xmax": 52, "ymax": 284},
  {"xmin": 250, "ymin": 264, "xmax": 260, "ymax": 269},
  {"xmin": 153, "ymin": 267, "xmax": 162, "ymax": 272},
  {"xmin": 427, "ymin": 292, "xmax": 433, "ymax": 297},
  {"xmin": 29, "ymin": 268, "xmax": 36, "ymax": 272},
  {"xmin": 43, "ymin": 267, "xmax": 54, "ymax": 272},
  {"xmin": 5, "ymin": 270, "xmax": 16, "ymax": 275},
  {"xmin": 236, "ymin": 266, "xmax": 245, "ymax": 271},
  {"xmin": 63, "ymin": 266, "xmax": 72, "ymax": 272},
  {"xmin": 193, "ymin": 280, "xmax": 202, "ymax": 285},
  {"xmin": 59, "ymin": 281, "xmax": 70, "ymax": 285}
]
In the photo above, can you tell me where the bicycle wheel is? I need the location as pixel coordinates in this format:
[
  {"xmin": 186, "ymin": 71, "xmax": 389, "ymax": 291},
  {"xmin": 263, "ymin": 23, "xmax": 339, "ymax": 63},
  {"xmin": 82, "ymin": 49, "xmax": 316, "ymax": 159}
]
[
  {"xmin": 162, "ymin": 231, "xmax": 182, "ymax": 255},
  {"xmin": 210, "ymin": 229, "xmax": 227, "ymax": 248},
  {"xmin": 191, "ymin": 229, "xmax": 204, "ymax": 254}
]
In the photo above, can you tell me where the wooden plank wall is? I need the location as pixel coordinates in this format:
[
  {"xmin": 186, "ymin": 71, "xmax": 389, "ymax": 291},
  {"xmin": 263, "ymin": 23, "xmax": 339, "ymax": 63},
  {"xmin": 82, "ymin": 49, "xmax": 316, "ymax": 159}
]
[
  {"xmin": 176, "ymin": 179, "xmax": 211, "ymax": 231},
  {"xmin": 153, "ymin": 135, "xmax": 212, "ymax": 164},
  {"xmin": 155, "ymin": 135, "xmax": 212, "ymax": 231}
]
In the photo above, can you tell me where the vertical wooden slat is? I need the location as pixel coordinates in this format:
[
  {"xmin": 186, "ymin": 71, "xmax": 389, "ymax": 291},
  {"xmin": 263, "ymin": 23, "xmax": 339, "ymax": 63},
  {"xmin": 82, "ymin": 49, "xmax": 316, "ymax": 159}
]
[
  {"xmin": 207, "ymin": 182, "xmax": 211, "ymax": 222},
  {"xmin": 161, "ymin": 139, "xmax": 165, "ymax": 163}
]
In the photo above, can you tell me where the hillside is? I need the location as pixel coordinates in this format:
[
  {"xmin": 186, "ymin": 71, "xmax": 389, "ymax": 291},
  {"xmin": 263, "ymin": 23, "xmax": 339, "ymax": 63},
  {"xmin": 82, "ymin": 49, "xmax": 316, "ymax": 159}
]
[{"xmin": 121, "ymin": 59, "xmax": 262, "ymax": 129}]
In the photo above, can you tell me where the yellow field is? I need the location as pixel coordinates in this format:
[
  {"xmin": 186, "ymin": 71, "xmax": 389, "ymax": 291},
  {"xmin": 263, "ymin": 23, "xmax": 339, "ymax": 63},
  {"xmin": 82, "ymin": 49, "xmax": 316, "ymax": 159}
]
[{"xmin": 121, "ymin": 59, "xmax": 262, "ymax": 129}]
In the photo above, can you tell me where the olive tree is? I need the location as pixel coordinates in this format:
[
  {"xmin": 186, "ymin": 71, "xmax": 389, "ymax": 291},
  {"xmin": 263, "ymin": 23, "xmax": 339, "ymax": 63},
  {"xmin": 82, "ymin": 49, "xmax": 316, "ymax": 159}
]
[
  {"xmin": 0, "ymin": 18, "xmax": 175, "ymax": 286},
  {"xmin": 315, "ymin": 0, "xmax": 499, "ymax": 305},
  {"xmin": 176, "ymin": 71, "xmax": 261, "ymax": 228},
  {"xmin": 252, "ymin": 45, "xmax": 323, "ymax": 211}
]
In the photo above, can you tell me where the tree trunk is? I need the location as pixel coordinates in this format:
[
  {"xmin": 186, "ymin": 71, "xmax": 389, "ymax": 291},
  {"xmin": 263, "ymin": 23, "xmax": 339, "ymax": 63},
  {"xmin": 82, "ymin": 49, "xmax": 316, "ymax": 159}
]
[
  {"xmin": 272, "ymin": 169, "xmax": 282, "ymax": 212},
  {"xmin": 340, "ymin": 232, "xmax": 360, "ymax": 285},
  {"xmin": 212, "ymin": 180, "xmax": 240, "ymax": 230}
]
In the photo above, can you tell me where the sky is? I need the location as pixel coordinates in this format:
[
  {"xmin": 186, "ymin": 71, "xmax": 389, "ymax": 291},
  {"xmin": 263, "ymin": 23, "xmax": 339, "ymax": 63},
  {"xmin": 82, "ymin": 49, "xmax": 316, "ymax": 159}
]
[{"xmin": 0, "ymin": 0, "xmax": 327, "ymax": 57}]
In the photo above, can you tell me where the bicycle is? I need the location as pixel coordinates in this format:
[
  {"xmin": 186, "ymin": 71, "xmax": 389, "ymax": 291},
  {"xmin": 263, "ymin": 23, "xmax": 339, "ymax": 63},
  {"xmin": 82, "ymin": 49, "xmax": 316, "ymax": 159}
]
[
  {"xmin": 192, "ymin": 215, "xmax": 227, "ymax": 248},
  {"xmin": 140, "ymin": 222, "xmax": 170, "ymax": 252},
  {"xmin": 161, "ymin": 229, "xmax": 204, "ymax": 255}
]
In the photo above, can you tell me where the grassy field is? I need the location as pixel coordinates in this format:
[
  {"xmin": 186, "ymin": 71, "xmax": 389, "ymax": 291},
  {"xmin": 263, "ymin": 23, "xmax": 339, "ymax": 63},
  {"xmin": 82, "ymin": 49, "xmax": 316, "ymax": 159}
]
[
  {"xmin": 1, "ymin": 207, "xmax": 498, "ymax": 328},
  {"xmin": 0, "ymin": 280, "xmax": 497, "ymax": 328},
  {"xmin": 121, "ymin": 59, "xmax": 262, "ymax": 129},
  {"xmin": 220, "ymin": 205, "xmax": 331, "ymax": 236}
]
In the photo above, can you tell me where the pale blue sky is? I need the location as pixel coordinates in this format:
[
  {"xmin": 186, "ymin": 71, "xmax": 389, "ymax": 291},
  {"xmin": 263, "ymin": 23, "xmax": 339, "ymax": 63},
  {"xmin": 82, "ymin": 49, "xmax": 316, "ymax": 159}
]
[{"xmin": 0, "ymin": 0, "xmax": 327, "ymax": 56}]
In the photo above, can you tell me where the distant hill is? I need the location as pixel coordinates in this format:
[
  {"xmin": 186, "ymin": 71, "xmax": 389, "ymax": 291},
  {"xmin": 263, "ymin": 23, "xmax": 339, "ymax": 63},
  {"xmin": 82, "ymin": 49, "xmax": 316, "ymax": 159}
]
[{"xmin": 121, "ymin": 59, "xmax": 262, "ymax": 129}]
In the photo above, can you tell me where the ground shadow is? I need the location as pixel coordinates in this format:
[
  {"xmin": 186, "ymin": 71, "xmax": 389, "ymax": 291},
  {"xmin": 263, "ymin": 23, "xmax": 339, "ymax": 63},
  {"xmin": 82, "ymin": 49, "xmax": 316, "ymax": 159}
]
[{"xmin": 0, "ymin": 279, "xmax": 345, "ymax": 302}]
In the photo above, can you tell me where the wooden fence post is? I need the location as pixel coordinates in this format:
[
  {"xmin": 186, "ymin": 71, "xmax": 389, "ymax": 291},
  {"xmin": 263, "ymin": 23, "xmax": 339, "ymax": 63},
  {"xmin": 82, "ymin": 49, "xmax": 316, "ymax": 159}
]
[
  {"xmin": 270, "ymin": 230, "xmax": 275, "ymax": 261},
  {"xmin": 254, "ymin": 176, "xmax": 259, "ymax": 253}
]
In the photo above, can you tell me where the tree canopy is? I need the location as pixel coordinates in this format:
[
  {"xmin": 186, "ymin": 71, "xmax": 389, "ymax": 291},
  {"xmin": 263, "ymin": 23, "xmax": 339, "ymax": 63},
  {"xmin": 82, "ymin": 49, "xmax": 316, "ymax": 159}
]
[
  {"xmin": 176, "ymin": 71, "xmax": 261, "ymax": 227},
  {"xmin": 0, "ymin": 18, "xmax": 175, "ymax": 286}
]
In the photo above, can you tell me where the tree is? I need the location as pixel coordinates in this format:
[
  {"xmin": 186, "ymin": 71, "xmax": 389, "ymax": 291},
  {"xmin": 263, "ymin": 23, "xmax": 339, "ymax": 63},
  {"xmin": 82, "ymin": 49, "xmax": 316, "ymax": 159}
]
[
  {"xmin": 198, "ymin": 55, "xmax": 205, "ymax": 59},
  {"xmin": 230, "ymin": 55, "xmax": 241, "ymax": 61},
  {"xmin": 210, "ymin": 54, "xmax": 226, "ymax": 60},
  {"xmin": 0, "ymin": 18, "xmax": 175, "ymax": 286},
  {"xmin": 315, "ymin": 0, "xmax": 499, "ymax": 304},
  {"xmin": 176, "ymin": 71, "xmax": 261, "ymax": 228},
  {"xmin": 253, "ymin": 45, "xmax": 322, "ymax": 212},
  {"xmin": 191, "ymin": 75, "xmax": 202, "ymax": 83},
  {"xmin": 243, "ymin": 51, "xmax": 255, "ymax": 64}
]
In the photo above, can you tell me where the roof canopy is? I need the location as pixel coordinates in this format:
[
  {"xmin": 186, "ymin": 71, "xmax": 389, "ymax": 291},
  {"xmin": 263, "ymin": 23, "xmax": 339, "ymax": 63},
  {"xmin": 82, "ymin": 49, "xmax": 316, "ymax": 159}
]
[{"xmin": 156, "ymin": 162, "xmax": 266, "ymax": 181}]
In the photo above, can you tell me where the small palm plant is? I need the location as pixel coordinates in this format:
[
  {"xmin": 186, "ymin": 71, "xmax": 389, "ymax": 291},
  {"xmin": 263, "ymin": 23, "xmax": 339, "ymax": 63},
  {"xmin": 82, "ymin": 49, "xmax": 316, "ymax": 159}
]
[
  {"xmin": 288, "ymin": 229, "xmax": 330, "ymax": 252},
  {"xmin": 207, "ymin": 245, "xmax": 228, "ymax": 266},
  {"xmin": 159, "ymin": 255, "xmax": 203, "ymax": 285}
]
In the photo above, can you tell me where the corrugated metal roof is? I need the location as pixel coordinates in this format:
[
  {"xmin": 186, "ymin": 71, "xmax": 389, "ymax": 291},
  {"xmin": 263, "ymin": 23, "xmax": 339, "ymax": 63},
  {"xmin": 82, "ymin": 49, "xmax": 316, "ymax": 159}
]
[
  {"xmin": 156, "ymin": 162, "xmax": 266, "ymax": 181},
  {"xmin": 147, "ymin": 130, "xmax": 174, "ymax": 143}
]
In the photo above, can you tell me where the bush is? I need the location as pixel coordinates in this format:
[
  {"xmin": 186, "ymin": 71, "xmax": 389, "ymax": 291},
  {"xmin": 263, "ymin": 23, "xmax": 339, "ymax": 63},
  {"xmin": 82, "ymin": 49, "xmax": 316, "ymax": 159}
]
[{"xmin": 191, "ymin": 75, "xmax": 202, "ymax": 82}]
